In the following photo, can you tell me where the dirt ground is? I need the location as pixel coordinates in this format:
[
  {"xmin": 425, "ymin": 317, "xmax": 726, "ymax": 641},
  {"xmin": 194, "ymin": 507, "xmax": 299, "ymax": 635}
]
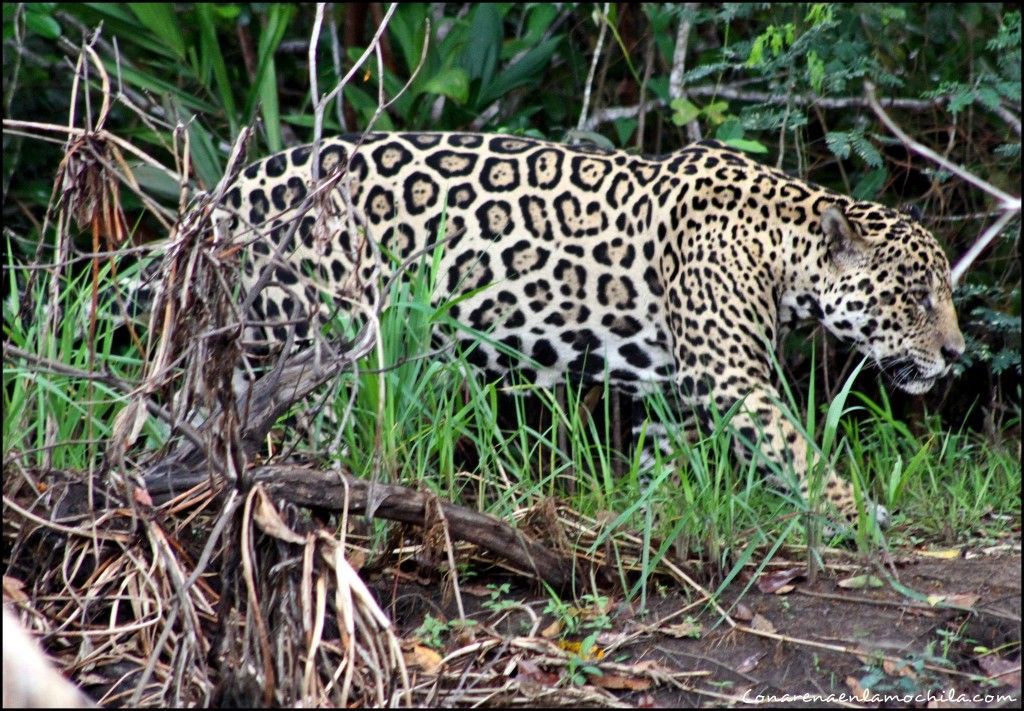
[{"xmin": 379, "ymin": 550, "xmax": 1022, "ymax": 707}]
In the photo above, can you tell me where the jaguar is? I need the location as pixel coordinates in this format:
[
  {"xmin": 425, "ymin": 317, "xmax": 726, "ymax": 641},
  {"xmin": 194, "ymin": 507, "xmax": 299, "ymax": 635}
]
[{"xmin": 211, "ymin": 131, "xmax": 965, "ymax": 527}]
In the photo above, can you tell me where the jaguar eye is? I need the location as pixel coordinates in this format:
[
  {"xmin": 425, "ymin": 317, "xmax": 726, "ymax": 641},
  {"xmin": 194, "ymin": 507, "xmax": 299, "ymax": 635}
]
[{"xmin": 910, "ymin": 287, "xmax": 933, "ymax": 311}]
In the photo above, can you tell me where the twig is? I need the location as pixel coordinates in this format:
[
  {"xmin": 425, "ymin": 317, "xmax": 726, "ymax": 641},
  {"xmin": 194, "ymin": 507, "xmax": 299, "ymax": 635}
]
[
  {"xmin": 669, "ymin": 5, "xmax": 701, "ymax": 142},
  {"xmin": 738, "ymin": 623, "xmax": 981, "ymax": 679},
  {"xmin": 991, "ymin": 102, "xmax": 1022, "ymax": 136},
  {"xmin": 949, "ymin": 209, "xmax": 1019, "ymax": 287},
  {"xmin": 310, "ymin": 2, "xmax": 398, "ymax": 169},
  {"xmin": 2, "ymin": 119, "xmax": 185, "ymax": 189},
  {"xmin": 581, "ymin": 84, "xmax": 1005, "ymax": 132},
  {"xmin": 863, "ymin": 81, "xmax": 1021, "ymax": 286},
  {"xmin": 864, "ymin": 82, "xmax": 1018, "ymax": 209},
  {"xmin": 577, "ymin": 3, "xmax": 611, "ymax": 132}
]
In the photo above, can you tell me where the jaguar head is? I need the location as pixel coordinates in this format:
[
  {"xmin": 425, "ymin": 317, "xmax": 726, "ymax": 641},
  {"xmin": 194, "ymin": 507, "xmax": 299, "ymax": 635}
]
[{"xmin": 818, "ymin": 204, "xmax": 965, "ymax": 394}]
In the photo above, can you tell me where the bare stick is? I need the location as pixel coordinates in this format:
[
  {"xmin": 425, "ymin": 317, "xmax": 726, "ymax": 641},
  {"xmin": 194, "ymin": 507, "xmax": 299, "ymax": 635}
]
[
  {"xmin": 576, "ymin": 3, "xmax": 611, "ymax": 132},
  {"xmin": 668, "ymin": 4, "xmax": 701, "ymax": 142},
  {"xmin": 863, "ymin": 81, "xmax": 1021, "ymax": 285},
  {"xmin": 582, "ymin": 84, "xmax": 1018, "ymax": 132},
  {"xmin": 950, "ymin": 209, "xmax": 1018, "ymax": 286},
  {"xmin": 864, "ymin": 82, "xmax": 1019, "ymax": 209}
]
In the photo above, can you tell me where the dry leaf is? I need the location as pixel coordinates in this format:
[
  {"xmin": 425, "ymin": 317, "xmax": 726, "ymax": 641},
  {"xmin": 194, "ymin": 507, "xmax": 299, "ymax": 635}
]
[
  {"xmin": 541, "ymin": 619, "xmax": 563, "ymax": 639},
  {"xmin": 883, "ymin": 658, "xmax": 917, "ymax": 680},
  {"xmin": 133, "ymin": 486, "xmax": 153, "ymax": 507},
  {"xmin": 925, "ymin": 593, "xmax": 979, "ymax": 608},
  {"xmin": 750, "ymin": 613, "xmax": 776, "ymax": 634},
  {"xmin": 837, "ymin": 574, "xmax": 884, "ymax": 589},
  {"xmin": 732, "ymin": 603, "xmax": 754, "ymax": 623},
  {"xmin": 944, "ymin": 593, "xmax": 980, "ymax": 608},
  {"xmin": 252, "ymin": 488, "xmax": 305, "ymax": 544},
  {"xmin": 3, "ymin": 575, "xmax": 28, "ymax": 603},
  {"xmin": 917, "ymin": 548, "xmax": 961, "ymax": 559},
  {"xmin": 591, "ymin": 673, "xmax": 652, "ymax": 691},
  {"xmin": 736, "ymin": 652, "xmax": 764, "ymax": 674},
  {"xmin": 662, "ymin": 620, "xmax": 702, "ymax": 639},
  {"xmin": 558, "ymin": 639, "xmax": 604, "ymax": 660},
  {"xmin": 846, "ymin": 675, "xmax": 870, "ymax": 701},
  {"xmin": 596, "ymin": 631, "xmax": 630, "ymax": 647},
  {"xmin": 977, "ymin": 655, "xmax": 1021, "ymax": 688},
  {"xmin": 404, "ymin": 644, "xmax": 443, "ymax": 674},
  {"xmin": 347, "ymin": 549, "xmax": 368, "ymax": 570},
  {"xmin": 516, "ymin": 658, "xmax": 559, "ymax": 686},
  {"xmin": 756, "ymin": 567, "xmax": 804, "ymax": 594}
]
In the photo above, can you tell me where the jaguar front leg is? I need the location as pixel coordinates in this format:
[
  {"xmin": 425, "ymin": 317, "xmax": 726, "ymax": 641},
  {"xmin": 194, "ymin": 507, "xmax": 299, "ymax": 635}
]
[{"xmin": 706, "ymin": 385, "xmax": 890, "ymax": 529}]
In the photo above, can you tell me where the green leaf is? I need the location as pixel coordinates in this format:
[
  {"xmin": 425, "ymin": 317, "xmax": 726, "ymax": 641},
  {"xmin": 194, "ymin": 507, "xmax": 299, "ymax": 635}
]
[
  {"xmin": 128, "ymin": 4, "xmax": 186, "ymax": 59},
  {"xmin": 723, "ymin": 138, "xmax": 769, "ymax": 154},
  {"xmin": 463, "ymin": 4, "xmax": 502, "ymax": 86},
  {"xmin": 524, "ymin": 4, "xmax": 557, "ymax": 45},
  {"xmin": 807, "ymin": 50, "xmax": 825, "ymax": 94},
  {"xmin": 613, "ymin": 117, "xmax": 638, "ymax": 146},
  {"xmin": 703, "ymin": 100, "xmax": 729, "ymax": 124},
  {"xmin": 195, "ymin": 4, "xmax": 238, "ymax": 136},
  {"xmin": 24, "ymin": 8, "xmax": 61, "ymax": 39},
  {"xmin": 106, "ymin": 61, "xmax": 217, "ymax": 113},
  {"xmin": 747, "ymin": 34, "xmax": 766, "ymax": 67},
  {"xmin": 389, "ymin": 4, "xmax": 429, "ymax": 75},
  {"xmin": 477, "ymin": 35, "xmax": 561, "ymax": 107},
  {"xmin": 850, "ymin": 135, "xmax": 883, "ymax": 167},
  {"xmin": 670, "ymin": 97, "xmax": 700, "ymax": 126},
  {"xmin": 853, "ymin": 167, "xmax": 888, "ymax": 200},
  {"xmin": 130, "ymin": 164, "xmax": 184, "ymax": 201},
  {"xmin": 825, "ymin": 131, "xmax": 852, "ymax": 159},
  {"xmin": 715, "ymin": 118, "xmax": 743, "ymax": 141},
  {"xmin": 948, "ymin": 89, "xmax": 974, "ymax": 113},
  {"xmin": 423, "ymin": 68, "xmax": 470, "ymax": 105},
  {"xmin": 343, "ymin": 84, "xmax": 395, "ymax": 130},
  {"xmin": 187, "ymin": 121, "xmax": 222, "ymax": 190},
  {"xmin": 245, "ymin": 4, "xmax": 294, "ymax": 152},
  {"xmin": 975, "ymin": 85, "xmax": 1002, "ymax": 110}
]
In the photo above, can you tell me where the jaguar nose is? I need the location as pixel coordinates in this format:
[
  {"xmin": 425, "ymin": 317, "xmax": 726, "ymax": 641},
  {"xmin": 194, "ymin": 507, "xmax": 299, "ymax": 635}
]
[{"xmin": 941, "ymin": 339, "xmax": 965, "ymax": 364}]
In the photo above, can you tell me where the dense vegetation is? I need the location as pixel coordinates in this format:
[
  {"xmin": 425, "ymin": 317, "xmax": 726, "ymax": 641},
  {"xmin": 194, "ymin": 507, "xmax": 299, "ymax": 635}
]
[
  {"xmin": 2, "ymin": 4, "xmax": 1020, "ymax": 706},
  {"xmin": 3, "ymin": 3, "xmax": 1020, "ymax": 545}
]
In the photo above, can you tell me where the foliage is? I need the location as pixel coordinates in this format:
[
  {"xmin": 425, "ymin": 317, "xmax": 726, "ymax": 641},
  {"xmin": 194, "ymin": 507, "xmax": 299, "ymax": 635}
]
[{"xmin": 2, "ymin": 3, "xmax": 1019, "ymax": 547}]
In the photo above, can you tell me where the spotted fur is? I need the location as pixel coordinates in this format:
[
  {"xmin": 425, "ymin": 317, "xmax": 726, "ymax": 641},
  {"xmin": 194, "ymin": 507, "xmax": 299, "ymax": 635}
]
[{"xmin": 213, "ymin": 132, "xmax": 965, "ymax": 527}]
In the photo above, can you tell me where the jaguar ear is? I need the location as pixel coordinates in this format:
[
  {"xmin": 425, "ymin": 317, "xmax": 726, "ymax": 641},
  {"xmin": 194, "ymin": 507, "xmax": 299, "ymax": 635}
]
[
  {"xmin": 900, "ymin": 204, "xmax": 923, "ymax": 223},
  {"xmin": 822, "ymin": 205, "xmax": 867, "ymax": 262}
]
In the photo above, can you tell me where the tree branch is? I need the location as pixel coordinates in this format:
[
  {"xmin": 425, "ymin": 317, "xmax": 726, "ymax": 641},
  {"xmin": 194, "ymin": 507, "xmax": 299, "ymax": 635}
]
[
  {"xmin": 669, "ymin": 4, "xmax": 701, "ymax": 142},
  {"xmin": 581, "ymin": 85, "xmax": 981, "ymax": 132},
  {"xmin": 144, "ymin": 463, "xmax": 585, "ymax": 592},
  {"xmin": 576, "ymin": 3, "xmax": 611, "ymax": 132},
  {"xmin": 863, "ymin": 81, "xmax": 1021, "ymax": 286}
]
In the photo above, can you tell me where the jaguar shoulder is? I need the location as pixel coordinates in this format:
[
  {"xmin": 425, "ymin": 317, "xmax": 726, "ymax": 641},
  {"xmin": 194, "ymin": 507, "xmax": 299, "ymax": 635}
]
[{"xmin": 214, "ymin": 132, "xmax": 965, "ymax": 527}]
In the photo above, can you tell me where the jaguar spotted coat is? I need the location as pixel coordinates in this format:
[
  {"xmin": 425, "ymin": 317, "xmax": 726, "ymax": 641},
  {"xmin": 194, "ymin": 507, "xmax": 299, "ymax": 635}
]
[{"xmin": 214, "ymin": 132, "xmax": 965, "ymax": 527}]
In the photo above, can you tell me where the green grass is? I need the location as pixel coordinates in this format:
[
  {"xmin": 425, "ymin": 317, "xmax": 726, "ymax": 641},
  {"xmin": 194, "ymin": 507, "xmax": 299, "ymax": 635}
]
[
  {"xmin": 3, "ymin": 254, "xmax": 156, "ymax": 471},
  {"xmin": 4, "ymin": 234, "xmax": 1020, "ymax": 601},
  {"xmin": 844, "ymin": 390, "xmax": 1021, "ymax": 544}
]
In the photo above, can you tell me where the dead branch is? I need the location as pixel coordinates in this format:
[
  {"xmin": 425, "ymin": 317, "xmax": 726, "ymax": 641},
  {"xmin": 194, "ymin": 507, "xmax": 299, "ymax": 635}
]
[
  {"xmin": 577, "ymin": 2, "xmax": 612, "ymax": 132},
  {"xmin": 581, "ymin": 86, "xmax": 989, "ymax": 132},
  {"xmin": 669, "ymin": 5, "xmax": 701, "ymax": 142},
  {"xmin": 863, "ymin": 81, "xmax": 1021, "ymax": 286},
  {"xmin": 143, "ymin": 463, "xmax": 584, "ymax": 592}
]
